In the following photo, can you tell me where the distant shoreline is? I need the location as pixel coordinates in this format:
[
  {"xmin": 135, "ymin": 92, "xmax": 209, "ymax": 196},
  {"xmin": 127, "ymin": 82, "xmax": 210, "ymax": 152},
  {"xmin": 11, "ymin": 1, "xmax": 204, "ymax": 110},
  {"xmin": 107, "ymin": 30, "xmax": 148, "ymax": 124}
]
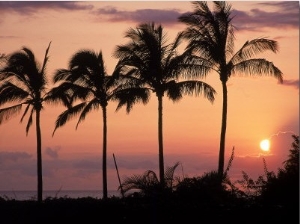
[{"xmin": 0, "ymin": 190, "xmax": 121, "ymax": 201}]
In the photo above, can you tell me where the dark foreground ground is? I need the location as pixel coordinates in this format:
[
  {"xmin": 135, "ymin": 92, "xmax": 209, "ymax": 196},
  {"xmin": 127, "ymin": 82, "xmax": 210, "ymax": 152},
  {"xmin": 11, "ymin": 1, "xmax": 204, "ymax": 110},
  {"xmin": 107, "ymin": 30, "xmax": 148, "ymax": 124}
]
[{"xmin": 0, "ymin": 196, "xmax": 298, "ymax": 224}]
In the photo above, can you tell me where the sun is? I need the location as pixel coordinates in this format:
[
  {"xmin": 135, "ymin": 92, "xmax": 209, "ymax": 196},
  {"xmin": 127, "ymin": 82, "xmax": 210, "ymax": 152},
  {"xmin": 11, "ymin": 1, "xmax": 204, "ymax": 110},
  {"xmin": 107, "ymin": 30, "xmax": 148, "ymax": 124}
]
[{"xmin": 260, "ymin": 139, "xmax": 270, "ymax": 152}]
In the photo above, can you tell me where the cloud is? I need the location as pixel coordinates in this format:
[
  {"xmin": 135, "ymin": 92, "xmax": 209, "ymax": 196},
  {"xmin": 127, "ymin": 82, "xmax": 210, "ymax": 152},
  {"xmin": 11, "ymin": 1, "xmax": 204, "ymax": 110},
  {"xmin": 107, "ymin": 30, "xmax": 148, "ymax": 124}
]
[
  {"xmin": 232, "ymin": 1, "xmax": 299, "ymax": 31},
  {"xmin": 0, "ymin": 2, "xmax": 183, "ymax": 27},
  {"xmin": 109, "ymin": 154, "xmax": 157, "ymax": 170},
  {"xmin": 259, "ymin": 1, "xmax": 299, "ymax": 14},
  {"xmin": 0, "ymin": 151, "xmax": 36, "ymax": 177},
  {"xmin": 0, "ymin": 151, "xmax": 32, "ymax": 163},
  {"xmin": 73, "ymin": 159, "xmax": 101, "ymax": 170},
  {"xmin": 0, "ymin": 1, "xmax": 93, "ymax": 15},
  {"xmin": 1, "ymin": 1, "xmax": 298, "ymax": 31},
  {"xmin": 94, "ymin": 7, "xmax": 182, "ymax": 25},
  {"xmin": 281, "ymin": 79, "xmax": 299, "ymax": 89},
  {"xmin": 0, "ymin": 35, "xmax": 19, "ymax": 39},
  {"xmin": 0, "ymin": 145, "xmax": 293, "ymax": 190},
  {"xmin": 45, "ymin": 146, "xmax": 61, "ymax": 159}
]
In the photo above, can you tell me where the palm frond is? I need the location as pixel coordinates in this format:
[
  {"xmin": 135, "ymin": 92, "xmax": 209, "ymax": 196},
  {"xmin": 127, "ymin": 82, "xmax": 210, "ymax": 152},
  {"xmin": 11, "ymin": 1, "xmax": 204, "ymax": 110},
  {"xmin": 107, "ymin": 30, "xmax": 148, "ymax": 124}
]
[
  {"xmin": 114, "ymin": 45, "xmax": 147, "ymax": 74},
  {"xmin": 22, "ymin": 47, "xmax": 36, "ymax": 64},
  {"xmin": 143, "ymin": 170, "xmax": 159, "ymax": 185},
  {"xmin": 214, "ymin": 1, "xmax": 236, "ymax": 60},
  {"xmin": 53, "ymin": 69, "xmax": 72, "ymax": 83},
  {"xmin": 44, "ymin": 83, "xmax": 73, "ymax": 108},
  {"xmin": 165, "ymin": 161, "xmax": 180, "ymax": 180},
  {"xmin": 40, "ymin": 41, "xmax": 51, "ymax": 75},
  {"xmin": 121, "ymin": 162, "xmax": 181, "ymax": 194},
  {"xmin": 69, "ymin": 50, "xmax": 104, "ymax": 77},
  {"xmin": 230, "ymin": 38, "xmax": 279, "ymax": 65},
  {"xmin": 0, "ymin": 81, "xmax": 29, "ymax": 106},
  {"xmin": 180, "ymin": 1, "xmax": 235, "ymax": 66},
  {"xmin": 120, "ymin": 174, "xmax": 145, "ymax": 193},
  {"xmin": 169, "ymin": 31, "xmax": 183, "ymax": 53},
  {"xmin": 113, "ymin": 87, "xmax": 150, "ymax": 113},
  {"xmin": 70, "ymin": 50, "xmax": 95, "ymax": 68},
  {"xmin": 68, "ymin": 84, "xmax": 94, "ymax": 102},
  {"xmin": 166, "ymin": 80, "xmax": 216, "ymax": 103},
  {"xmin": 164, "ymin": 161, "xmax": 180, "ymax": 188},
  {"xmin": 231, "ymin": 59, "xmax": 283, "ymax": 83},
  {"xmin": 17, "ymin": 48, "xmax": 41, "ymax": 86},
  {"xmin": 2, "ymin": 46, "xmax": 47, "ymax": 98},
  {"xmin": 46, "ymin": 81, "xmax": 93, "ymax": 107},
  {"xmin": 224, "ymin": 146, "xmax": 235, "ymax": 178},
  {"xmin": 76, "ymin": 98, "xmax": 100, "ymax": 129},
  {"xmin": 54, "ymin": 66, "xmax": 91, "ymax": 88},
  {"xmin": 20, "ymin": 104, "xmax": 31, "ymax": 123},
  {"xmin": 121, "ymin": 170, "xmax": 159, "ymax": 194},
  {"xmin": 110, "ymin": 73, "xmax": 143, "ymax": 90},
  {"xmin": 0, "ymin": 53, "xmax": 6, "ymax": 61},
  {"xmin": 225, "ymin": 23, "xmax": 235, "ymax": 59},
  {"xmin": 78, "ymin": 52, "xmax": 107, "ymax": 89},
  {"xmin": 166, "ymin": 53, "xmax": 214, "ymax": 80},
  {"xmin": 0, "ymin": 71, "xmax": 15, "ymax": 81},
  {"xmin": 25, "ymin": 107, "xmax": 34, "ymax": 135},
  {"xmin": 52, "ymin": 102, "xmax": 86, "ymax": 136},
  {"xmin": 179, "ymin": 1, "xmax": 211, "ymax": 26},
  {"xmin": 0, "ymin": 104, "xmax": 23, "ymax": 124}
]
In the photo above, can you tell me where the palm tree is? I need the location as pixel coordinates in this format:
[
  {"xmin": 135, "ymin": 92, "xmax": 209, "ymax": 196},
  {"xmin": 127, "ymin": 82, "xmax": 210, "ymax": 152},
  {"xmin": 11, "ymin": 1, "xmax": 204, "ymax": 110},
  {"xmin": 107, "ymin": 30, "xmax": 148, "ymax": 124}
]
[
  {"xmin": 0, "ymin": 42, "xmax": 52, "ymax": 203},
  {"xmin": 51, "ymin": 50, "xmax": 149, "ymax": 199},
  {"xmin": 179, "ymin": 1, "xmax": 283, "ymax": 179},
  {"xmin": 113, "ymin": 22, "xmax": 216, "ymax": 187}
]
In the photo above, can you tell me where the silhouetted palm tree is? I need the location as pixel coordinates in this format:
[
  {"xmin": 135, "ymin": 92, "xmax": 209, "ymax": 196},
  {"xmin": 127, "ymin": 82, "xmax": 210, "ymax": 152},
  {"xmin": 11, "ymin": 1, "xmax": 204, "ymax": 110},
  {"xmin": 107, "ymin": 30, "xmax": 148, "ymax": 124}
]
[
  {"xmin": 51, "ymin": 50, "xmax": 149, "ymax": 199},
  {"xmin": 179, "ymin": 1, "xmax": 283, "ymax": 179},
  {"xmin": 0, "ymin": 42, "xmax": 52, "ymax": 203},
  {"xmin": 114, "ymin": 22, "xmax": 216, "ymax": 187}
]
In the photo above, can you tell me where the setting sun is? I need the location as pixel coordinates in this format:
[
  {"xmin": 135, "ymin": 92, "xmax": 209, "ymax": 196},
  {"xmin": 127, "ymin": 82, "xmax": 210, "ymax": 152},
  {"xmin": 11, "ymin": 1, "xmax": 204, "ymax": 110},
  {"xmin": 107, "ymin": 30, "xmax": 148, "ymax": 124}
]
[{"xmin": 260, "ymin": 139, "xmax": 270, "ymax": 151}]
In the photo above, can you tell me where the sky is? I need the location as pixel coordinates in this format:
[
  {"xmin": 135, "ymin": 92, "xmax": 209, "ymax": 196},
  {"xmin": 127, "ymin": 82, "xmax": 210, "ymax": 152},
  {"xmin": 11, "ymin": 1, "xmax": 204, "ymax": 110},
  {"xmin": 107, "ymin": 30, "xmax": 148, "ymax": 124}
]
[{"xmin": 0, "ymin": 1, "xmax": 299, "ymax": 193}]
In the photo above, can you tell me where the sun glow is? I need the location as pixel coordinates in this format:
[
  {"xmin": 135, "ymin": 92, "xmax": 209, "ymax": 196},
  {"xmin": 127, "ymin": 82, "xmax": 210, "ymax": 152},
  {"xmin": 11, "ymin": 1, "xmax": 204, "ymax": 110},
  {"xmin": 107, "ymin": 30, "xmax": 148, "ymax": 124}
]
[{"xmin": 260, "ymin": 139, "xmax": 270, "ymax": 151}]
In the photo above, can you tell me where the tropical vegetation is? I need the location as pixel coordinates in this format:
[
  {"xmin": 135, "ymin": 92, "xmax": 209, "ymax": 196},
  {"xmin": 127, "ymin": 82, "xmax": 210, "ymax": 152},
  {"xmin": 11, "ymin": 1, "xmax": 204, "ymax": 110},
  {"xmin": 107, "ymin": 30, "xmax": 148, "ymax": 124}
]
[
  {"xmin": 50, "ymin": 50, "xmax": 149, "ymax": 199},
  {"xmin": 179, "ymin": 1, "xmax": 283, "ymax": 179},
  {"xmin": 0, "ymin": 42, "xmax": 55, "ymax": 203},
  {"xmin": 119, "ymin": 134, "xmax": 299, "ymax": 206},
  {"xmin": 0, "ymin": 1, "xmax": 291, "ymax": 206},
  {"xmin": 113, "ymin": 22, "xmax": 216, "ymax": 187},
  {"xmin": 0, "ymin": 134, "xmax": 298, "ymax": 223}
]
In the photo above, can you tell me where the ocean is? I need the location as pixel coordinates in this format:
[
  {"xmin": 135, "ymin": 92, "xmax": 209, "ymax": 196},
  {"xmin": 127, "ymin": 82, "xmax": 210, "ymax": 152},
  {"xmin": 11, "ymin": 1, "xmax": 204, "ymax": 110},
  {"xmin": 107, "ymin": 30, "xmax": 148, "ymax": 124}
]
[{"xmin": 0, "ymin": 190, "xmax": 122, "ymax": 201}]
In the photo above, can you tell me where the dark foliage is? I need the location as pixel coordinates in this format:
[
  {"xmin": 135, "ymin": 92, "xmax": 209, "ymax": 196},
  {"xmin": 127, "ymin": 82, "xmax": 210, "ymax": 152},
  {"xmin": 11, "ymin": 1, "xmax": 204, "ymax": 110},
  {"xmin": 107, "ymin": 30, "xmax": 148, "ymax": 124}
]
[
  {"xmin": 0, "ymin": 193, "xmax": 297, "ymax": 224},
  {"xmin": 0, "ymin": 133, "xmax": 298, "ymax": 224},
  {"xmin": 259, "ymin": 135, "xmax": 299, "ymax": 208}
]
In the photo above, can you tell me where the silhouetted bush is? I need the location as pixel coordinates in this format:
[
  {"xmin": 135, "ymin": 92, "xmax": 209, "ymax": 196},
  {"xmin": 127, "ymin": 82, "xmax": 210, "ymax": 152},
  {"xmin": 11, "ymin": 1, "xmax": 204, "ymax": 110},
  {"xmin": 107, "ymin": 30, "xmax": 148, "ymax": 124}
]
[
  {"xmin": 1, "ymin": 136, "xmax": 298, "ymax": 223},
  {"xmin": 259, "ymin": 135, "xmax": 299, "ymax": 208}
]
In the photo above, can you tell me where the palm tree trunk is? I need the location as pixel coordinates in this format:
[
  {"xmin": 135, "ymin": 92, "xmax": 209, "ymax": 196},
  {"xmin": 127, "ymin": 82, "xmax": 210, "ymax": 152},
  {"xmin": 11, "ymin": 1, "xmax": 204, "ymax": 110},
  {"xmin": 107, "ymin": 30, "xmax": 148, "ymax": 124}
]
[
  {"xmin": 218, "ymin": 80, "xmax": 228, "ymax": 179},
  {"xmin": 158, "ymin": 95, "xmax": 165, "ymax": 187},
  {"xmin": 36, "ymin": 109, "xmax": 43, "ymax": 203},
  {"xmin": 102, "ymin": 106, "xmax": 108, "ymax": 199}
]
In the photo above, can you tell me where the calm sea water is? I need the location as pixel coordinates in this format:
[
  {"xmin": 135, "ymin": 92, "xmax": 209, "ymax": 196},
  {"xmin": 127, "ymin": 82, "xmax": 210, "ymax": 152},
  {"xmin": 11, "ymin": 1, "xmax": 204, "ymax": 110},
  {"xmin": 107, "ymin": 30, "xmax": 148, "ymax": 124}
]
[{"xmin": 0, "ymin": 190, "xmax": 122, "ymax": 201}]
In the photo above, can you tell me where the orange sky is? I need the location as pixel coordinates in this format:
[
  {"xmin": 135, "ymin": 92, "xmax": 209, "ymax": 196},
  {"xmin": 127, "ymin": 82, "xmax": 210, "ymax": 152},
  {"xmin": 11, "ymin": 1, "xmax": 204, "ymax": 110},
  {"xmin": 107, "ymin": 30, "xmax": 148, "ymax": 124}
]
[{"xmin": 0, "ymin": 1, "xmax": 299, "ymax": 193}]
